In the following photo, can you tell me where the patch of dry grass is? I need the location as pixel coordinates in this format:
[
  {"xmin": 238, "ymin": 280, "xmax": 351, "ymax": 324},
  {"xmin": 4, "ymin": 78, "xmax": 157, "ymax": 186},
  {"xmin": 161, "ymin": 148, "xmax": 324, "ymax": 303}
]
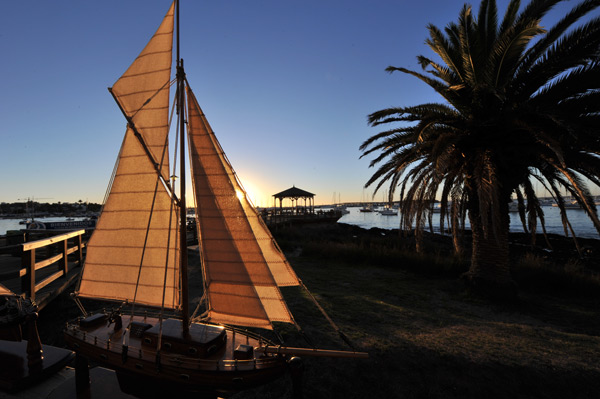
[{"xmin": 229, "ymin": 223, "xmax": 600, "ymax": 398}]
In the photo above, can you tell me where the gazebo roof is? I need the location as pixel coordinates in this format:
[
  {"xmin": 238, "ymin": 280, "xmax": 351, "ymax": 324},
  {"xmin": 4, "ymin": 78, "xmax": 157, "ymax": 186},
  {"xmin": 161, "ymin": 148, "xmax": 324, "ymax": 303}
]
[{"xmin": 273, "ymin": 186, "xmax": 315, "ymax": 199}]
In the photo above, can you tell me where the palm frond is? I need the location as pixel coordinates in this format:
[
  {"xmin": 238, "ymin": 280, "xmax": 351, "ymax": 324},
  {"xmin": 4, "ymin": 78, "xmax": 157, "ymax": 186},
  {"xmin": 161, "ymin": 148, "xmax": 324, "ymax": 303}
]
[
  {"xmin": 498, "ymin": 0, "xmax": 521, "ymax": 35},
  {"xmin": 516, "ymin": 17, "xmax": 600, "ymax": 100},
  {"xmin": 492, "ymin": 21, "xmax": 545, "ymax": 87},
  {"xmin": 518, "ymin": 0, "xmax": 600, "ymax": 74},
  {"xmin": 426, "ymin": 24, "xmax": 465, "ymax": 81}
]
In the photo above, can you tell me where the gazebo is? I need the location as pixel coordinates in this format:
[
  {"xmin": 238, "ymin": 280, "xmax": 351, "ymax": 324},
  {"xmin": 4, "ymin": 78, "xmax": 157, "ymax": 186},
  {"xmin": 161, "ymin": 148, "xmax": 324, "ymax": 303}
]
[{"xmin": 272, "ymin": 186, "xmax": 315, "ymax": 215}]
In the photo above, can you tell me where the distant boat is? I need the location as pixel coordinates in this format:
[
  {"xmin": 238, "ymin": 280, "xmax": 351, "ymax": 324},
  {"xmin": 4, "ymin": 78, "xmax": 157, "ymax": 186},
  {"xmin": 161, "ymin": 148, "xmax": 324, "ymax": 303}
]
[
  {"xmin": 26, "ymin": 219, "xmax": 96, "ymax": 230},
  {"xmin": 378, "ymin": 207, "xmax": 398, "ymax": 216},
  {"xmin": 360, "ymin": 204, "xmax": 374, "ymax": 212},
  {"xmin": 335, "ymin": 205, "xmax": 350, "ymax": 215},
  {"xmin": 332, "ymin": 193, "xmax": 350, "ymax": 215},
  {"xmin": 552, "ymin": 200, "xmax": 583, "ymax": 209}
]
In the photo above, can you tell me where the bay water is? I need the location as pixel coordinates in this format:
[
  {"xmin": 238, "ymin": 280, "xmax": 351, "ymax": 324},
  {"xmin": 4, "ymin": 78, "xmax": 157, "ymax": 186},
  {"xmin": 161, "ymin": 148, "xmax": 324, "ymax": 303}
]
[
  {"xmin": 338, "ymin": 206, "xmax": 600, "ymax": 240},
  {"xmin": 1, "ymin": 206, "xmax": 598, "ymax": 240}
]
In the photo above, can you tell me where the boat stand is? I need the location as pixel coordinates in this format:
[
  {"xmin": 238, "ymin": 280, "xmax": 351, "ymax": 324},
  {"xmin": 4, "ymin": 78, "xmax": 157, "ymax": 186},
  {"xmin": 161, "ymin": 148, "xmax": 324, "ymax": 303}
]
[
  {"xmin": 47, "ymin": 362, "xmax": 137, "ymax": 399},
  {"xmin": 50, "ymin": 353, "xmax": 228, "ymax": 399}
]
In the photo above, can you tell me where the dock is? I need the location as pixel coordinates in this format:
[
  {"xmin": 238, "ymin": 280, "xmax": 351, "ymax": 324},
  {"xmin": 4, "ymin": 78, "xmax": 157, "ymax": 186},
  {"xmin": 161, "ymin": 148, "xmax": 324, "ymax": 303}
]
[
  {"xmin": 0, "ymin": 229, "xmax": 88, "ymax": 311},
  {"xmin": 260, "ymin": 209, "xmax": 343, "ymax": 228}
]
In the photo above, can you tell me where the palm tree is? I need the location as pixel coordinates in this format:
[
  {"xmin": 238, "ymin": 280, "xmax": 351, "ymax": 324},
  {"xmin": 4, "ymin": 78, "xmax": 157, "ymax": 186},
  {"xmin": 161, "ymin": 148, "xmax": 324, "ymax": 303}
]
[{"xmin": 360, "ymin": 0, "xmax": 600, "ymax": 298}]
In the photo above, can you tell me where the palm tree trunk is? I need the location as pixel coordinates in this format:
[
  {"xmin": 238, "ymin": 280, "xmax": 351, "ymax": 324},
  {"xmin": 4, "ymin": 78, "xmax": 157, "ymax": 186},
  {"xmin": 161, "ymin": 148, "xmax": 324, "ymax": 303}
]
[{"xmin": 462, "ymin": 199, "xmax": 518, "ymax": 299}]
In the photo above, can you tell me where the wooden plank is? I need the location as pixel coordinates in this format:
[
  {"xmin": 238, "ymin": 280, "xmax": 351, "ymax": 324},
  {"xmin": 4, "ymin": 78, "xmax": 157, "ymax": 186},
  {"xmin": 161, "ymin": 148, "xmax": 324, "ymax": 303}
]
[
  {"xmin": 35, "ymin": 266, "xmax": 81, "ymax": 311},
  {"xmin": 21, "ymin": 248, "xmax": 36, "ymax": 300},
  {"xmin": 22, "ymin": 230, "xmax": 85, "ymax": 251},
  {"xmin": 66, "ymin": 241, "xmax": 85, "ymax": 256},
  {"xmin": 34, "ymin": 253, "xmax": 63, "ymax": 271},
  {"xmin": 62, "ymin": 239, "xmax": 69, "ymax": 275},
  {"xmin": 76, "ymin": 235, "xmax": 84, "ymax": 265},
  {"xmin": 1, "ymin": 229, "xmax": 88, "ymax": 311},
  {"xmin": 1, "ymin": 253, "xmax": 83, "ymax": 309},
  {"xmin": 35, "ymin": 270, "xmax": 65, "ymax": 292}
]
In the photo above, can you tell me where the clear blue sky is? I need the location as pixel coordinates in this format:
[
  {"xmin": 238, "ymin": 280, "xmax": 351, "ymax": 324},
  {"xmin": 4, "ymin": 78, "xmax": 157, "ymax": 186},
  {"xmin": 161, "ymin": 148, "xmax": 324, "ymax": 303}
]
[{"xmin": 1, "ymin": 1, "xmax": 596, "ymax": 206}]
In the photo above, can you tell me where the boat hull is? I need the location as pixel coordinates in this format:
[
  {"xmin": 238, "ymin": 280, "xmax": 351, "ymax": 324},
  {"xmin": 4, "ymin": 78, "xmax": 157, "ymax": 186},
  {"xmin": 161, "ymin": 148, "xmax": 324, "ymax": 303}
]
[{"xmin": 63, "ymin": 314, "xmax": 288, "ymax": 396}]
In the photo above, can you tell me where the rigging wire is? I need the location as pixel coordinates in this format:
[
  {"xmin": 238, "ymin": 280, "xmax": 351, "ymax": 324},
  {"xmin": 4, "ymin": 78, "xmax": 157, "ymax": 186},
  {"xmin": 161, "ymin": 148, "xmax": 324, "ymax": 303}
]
[
  {"xmin": 155, "ymin": 81, "xmax": 184, "ymax": 357},
  {"xmin": 122, "ymin": 80, "xmax": 177, "ymax": 351},
  {"xmin": 183, "ymin": 87, "xmax": 209, "ymax": 322},
  {"xmin": 129, "ymin": 78, "xmax": 175, "ymax": 121},
  {"xmin": 184, "ymin": 83, "xmax": 211, "ymax": 323},
  {"xmin": 297, "ymin": 279, "xmax": 358, "ymax": 351},
  {"xmin": 170, "ymin": 89, "xmax": 180, "ymax": 190},
  {"xmin": 100, "ymin": 134, "xmax": 126, "ymax": 209}
]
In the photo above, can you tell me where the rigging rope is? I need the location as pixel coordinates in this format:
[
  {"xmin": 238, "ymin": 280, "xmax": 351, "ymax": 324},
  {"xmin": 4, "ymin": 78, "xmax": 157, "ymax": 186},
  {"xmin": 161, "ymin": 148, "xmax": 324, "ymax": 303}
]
[
  {"xmin": 298, "ymin": 278, "xmax": 357, "ymax": 351},
  {"xmin": 122, "ymin": 79, "xmax": 177, "ymax": 350},
  {"xmin": 100, "ymin": 135, "xmax": 125, "ymax": 209},
  {"xmin": 155, "ymin": 83, "xmax": 183, "ymax": 355},
  {"xmin": 184, "ymin": 82, "xmax": 213, "ymax": 324},
  {"xmin": 129, "ymin": 78, "xmax": 176, "ymax": 121}
]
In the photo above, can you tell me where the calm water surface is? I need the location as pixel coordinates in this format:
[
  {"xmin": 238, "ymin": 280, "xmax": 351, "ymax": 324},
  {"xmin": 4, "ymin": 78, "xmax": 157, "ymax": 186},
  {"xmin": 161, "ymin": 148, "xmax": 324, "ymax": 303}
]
[
  {"xmin": 338, "ymin": 206, "xmax": 600, "ymax": 239},
  {"xmin": 2, "ymin": 207, "xmax": 598, "ymax": 239}
]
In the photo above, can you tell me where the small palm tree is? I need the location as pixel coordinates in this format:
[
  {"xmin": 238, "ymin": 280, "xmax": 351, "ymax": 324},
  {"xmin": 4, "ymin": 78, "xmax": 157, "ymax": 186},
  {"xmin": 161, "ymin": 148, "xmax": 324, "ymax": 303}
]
[{"xmin": 360, "ymin": 0, "xmax": 600, "ymax": 297}]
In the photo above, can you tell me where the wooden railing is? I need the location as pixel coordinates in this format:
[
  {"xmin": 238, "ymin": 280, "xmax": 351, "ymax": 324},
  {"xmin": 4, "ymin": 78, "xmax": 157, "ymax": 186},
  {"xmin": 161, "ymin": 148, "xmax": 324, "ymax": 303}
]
[{"xmin": 16, "ymin": 229, "xmax": 86, "ymax": 301}]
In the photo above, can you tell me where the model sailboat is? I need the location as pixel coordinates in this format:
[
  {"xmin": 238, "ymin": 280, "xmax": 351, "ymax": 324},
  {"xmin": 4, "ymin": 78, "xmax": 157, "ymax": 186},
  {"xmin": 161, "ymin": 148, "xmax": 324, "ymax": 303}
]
[{"xmin": 64, "ymin": 1, "xmax": 366, "ymax": 397}]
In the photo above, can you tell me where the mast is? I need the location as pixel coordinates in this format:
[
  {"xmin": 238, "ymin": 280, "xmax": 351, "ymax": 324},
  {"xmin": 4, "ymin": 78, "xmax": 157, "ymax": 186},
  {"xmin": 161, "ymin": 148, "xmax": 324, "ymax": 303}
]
[{"xmin": 176, "ymin": 0, "xmax": 190, "ymax": 337}]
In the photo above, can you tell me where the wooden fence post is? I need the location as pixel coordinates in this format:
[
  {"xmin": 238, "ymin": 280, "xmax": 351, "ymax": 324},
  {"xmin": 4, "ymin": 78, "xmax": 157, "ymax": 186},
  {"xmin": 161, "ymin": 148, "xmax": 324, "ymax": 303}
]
[
  {"xmin": 62, "ymin": 239, "xmax": 69, "ymax": 275},
  {"xmin": 77, "ymin": 234, "xmax": 83, "ymax": 266},
  {"xmin": 21, "ymin": 246, "xmax": 36, "ymax": 301}
]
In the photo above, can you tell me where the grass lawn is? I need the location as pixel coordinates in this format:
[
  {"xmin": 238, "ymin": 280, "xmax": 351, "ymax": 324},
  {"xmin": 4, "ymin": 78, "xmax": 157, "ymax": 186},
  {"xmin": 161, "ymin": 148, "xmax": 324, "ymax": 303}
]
[
  {"xmin": 36, "ymin": 222, "xmax": 600, "ymax": 398},
  {"xmin": 230, "ymin": 222, "xmax": 600, "ymax": 398}
]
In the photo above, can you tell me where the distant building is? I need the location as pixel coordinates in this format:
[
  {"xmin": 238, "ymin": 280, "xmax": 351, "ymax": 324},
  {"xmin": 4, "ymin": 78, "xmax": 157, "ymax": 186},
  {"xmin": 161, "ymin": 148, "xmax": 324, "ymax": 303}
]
[{"xmin": 272, "ymin": 186, "xmax": 315, "ymax": 215}]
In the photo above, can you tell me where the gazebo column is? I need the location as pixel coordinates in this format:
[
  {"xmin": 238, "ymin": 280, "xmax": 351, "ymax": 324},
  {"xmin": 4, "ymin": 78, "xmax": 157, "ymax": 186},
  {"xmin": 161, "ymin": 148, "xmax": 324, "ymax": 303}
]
[{"xmin": 272, "ymin": 187, "xmax": 316, "ymax": 219}]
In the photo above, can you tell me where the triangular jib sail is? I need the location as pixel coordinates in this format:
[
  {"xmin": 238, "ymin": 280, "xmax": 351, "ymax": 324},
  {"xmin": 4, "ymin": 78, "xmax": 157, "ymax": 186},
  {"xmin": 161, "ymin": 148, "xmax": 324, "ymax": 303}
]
[
  {"xmin": 187, "ymin": 87, "xmax": 300, "ymax": 329},
  {"xmin": 77, "ymin": 3, "xmax": 180, "ymax": 309},
  {"xmin": 110, "ymin": 2, "xmax": 175, "ymax": 182}
]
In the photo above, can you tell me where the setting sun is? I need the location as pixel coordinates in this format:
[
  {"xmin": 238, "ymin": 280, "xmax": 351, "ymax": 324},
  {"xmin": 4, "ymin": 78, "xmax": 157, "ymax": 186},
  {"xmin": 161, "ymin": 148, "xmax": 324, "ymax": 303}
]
[{"xmin": 237, "ymin": 179, "xmax": 265, "ymax": 207}]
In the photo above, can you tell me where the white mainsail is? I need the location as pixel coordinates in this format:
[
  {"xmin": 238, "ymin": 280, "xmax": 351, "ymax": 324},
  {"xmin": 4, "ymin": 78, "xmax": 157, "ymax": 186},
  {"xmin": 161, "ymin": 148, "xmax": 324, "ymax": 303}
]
[
  {"xmin": 77, "ymin": 3, "xmax": 180, "ymax": 309},
  {"xmin": 187, "ymin": 87, "xmax": 300, "ymax": 329}
]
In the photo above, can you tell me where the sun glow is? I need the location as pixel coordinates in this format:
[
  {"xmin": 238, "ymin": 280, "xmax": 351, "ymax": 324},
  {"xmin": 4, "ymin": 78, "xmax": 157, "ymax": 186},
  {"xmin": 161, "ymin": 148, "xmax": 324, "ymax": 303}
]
[
  {"xmin": 237, "ymin": 180, "xmax": 266, "ymax": 208},
  {"xmin": 236, "ymin": 189, "xmax": 245, "ymax": 201}
]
